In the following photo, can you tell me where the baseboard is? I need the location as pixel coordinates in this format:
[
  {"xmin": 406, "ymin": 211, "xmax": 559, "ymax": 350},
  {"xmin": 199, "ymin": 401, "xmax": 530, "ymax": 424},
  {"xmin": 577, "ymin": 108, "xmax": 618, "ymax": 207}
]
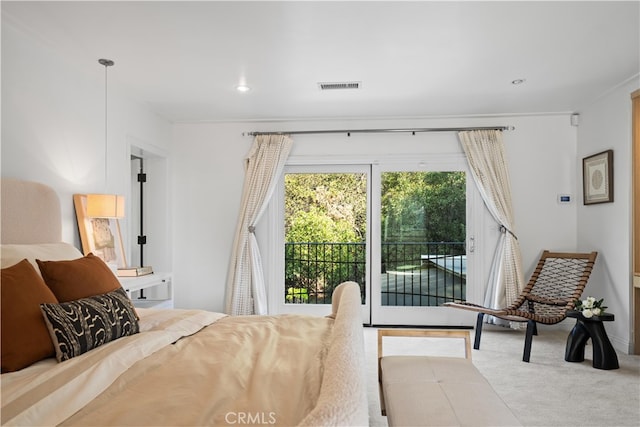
[{"xmin": 609, "ymin": 333, "xmax": 632, "ymax": 355}]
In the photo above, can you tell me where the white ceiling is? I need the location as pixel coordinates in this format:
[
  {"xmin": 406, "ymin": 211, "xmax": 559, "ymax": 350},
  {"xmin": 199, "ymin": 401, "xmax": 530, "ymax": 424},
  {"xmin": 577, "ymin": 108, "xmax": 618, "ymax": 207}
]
[{"xmin": 3, "ymin": 1, "xmax": 639, "ymax": 123}]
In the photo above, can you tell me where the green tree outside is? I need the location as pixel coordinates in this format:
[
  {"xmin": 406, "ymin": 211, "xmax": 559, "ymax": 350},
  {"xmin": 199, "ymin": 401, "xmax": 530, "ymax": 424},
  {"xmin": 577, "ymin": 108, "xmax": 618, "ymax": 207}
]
[
  {"xmin": 284, "ymin": 171, "xmax": 465, "ymax": 303},
  {"xmin": 285, "ymin": 173, "xmax": 366, "ymax": 302}
]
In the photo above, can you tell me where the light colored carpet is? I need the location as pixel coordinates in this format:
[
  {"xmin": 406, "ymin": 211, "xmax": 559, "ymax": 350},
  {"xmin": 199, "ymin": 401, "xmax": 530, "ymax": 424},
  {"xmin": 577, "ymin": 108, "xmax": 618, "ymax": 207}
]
[{"xmin": 365, "ymin": 324, "xmax": 640, "ymax": 426}]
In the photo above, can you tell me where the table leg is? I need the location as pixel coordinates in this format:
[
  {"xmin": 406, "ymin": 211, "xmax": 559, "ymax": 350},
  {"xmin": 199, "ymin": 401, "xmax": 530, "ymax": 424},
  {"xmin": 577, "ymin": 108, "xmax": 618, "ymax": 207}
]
[
  {"xmin": 582, "ymin": 321, "xmax": 619, "ymax": 370},
  {"xmin": 565, "ymin": 321, "xmax": 589, "ymax": 362}
]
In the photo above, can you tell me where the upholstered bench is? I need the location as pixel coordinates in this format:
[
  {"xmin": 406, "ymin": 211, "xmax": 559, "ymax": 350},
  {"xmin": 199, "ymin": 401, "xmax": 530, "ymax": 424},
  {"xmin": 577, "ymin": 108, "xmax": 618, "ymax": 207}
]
[{"xmin": 378, "ymin": 329, "xmax": 521, "ymax": 426}]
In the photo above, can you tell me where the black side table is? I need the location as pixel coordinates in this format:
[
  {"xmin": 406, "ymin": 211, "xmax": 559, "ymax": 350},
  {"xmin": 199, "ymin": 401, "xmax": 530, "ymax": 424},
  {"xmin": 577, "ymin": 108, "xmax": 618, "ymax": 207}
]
[{"xmin": 565, "ymin": 310, "xmax": 619, "ymax": 370}]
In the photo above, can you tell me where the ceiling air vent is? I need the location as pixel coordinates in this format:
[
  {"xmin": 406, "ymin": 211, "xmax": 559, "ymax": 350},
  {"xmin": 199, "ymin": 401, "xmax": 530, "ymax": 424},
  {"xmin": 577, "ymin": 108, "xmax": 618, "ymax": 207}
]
[{"xmin": 318, "ymin": 81, "xmax": 361, "ymax": 91}]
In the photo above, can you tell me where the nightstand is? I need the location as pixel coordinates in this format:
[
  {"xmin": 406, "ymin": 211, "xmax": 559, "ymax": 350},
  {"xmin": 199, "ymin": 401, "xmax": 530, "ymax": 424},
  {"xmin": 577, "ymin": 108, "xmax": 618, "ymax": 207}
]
[{"xmin": 119, "ymin": 272, "xmax": 173, "ymax": 309}]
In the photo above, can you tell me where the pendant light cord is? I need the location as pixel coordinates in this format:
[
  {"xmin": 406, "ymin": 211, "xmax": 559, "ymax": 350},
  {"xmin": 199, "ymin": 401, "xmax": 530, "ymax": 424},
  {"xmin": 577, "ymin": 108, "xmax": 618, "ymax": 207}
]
[
  {"xmin": 98, "ymin": 59, "xmax": 114, "ymax": 189},
  {"xmin": 103, "ymin": 63, "xmax": 108, "ymax": 185}
]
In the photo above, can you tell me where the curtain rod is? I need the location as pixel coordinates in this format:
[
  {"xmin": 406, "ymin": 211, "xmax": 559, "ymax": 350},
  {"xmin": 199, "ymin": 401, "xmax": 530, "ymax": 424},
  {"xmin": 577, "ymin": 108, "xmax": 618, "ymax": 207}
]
[{"xmin": 242, "ymin": 126, "xmax": 514, "ymax": 137}]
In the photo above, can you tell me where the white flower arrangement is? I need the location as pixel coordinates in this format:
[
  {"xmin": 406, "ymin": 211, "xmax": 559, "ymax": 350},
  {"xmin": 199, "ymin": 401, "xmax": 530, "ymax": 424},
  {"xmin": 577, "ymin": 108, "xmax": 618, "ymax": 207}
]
[{"xmin": 574, "ymin": 296, "xmax": 607, "ymax": 318}]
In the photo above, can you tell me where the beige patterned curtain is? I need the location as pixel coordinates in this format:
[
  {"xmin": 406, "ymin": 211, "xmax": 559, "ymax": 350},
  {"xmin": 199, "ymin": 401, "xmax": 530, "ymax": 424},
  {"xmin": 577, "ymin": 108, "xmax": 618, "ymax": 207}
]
[
  {"xmin": 459, "ymin": 130, "xmax": 524, "ymax": 325},
  {"xmin": 225, "ymin": 134, "xmax": 293, "ymax": 315}
]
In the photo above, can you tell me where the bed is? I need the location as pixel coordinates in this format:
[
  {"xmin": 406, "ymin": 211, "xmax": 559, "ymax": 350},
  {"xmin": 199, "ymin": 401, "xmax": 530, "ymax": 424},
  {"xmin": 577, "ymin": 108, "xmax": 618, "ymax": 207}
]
[{"xmin": 0, "ymin": 178, "xmax": 368, "ymax": 426}]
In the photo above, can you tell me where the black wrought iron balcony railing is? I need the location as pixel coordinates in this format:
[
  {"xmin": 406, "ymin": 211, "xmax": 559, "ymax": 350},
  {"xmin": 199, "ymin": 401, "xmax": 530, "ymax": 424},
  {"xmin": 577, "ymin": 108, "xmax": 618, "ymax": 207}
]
[
  {"xmin": 284, "ymin": 241, "xmax": 466, "ymax": 306},
  {"xmin": 285, "ymin": 242, "xmax": 366, "ymax": 304},
  {"xmin": 381, "ymin": 241, "xmax": 466, "ymax": 307}
]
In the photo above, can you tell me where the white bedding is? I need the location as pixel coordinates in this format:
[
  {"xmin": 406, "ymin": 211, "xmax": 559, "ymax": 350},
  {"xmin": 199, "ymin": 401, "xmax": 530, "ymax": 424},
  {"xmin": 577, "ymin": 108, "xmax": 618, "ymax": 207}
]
[
  {"xmin": 1, "ymin": 309, "xmax": 227, "ymax": 426},
  {"xmin": 2, "ymin": 282, "xmax": 368, "ymax": 426}
]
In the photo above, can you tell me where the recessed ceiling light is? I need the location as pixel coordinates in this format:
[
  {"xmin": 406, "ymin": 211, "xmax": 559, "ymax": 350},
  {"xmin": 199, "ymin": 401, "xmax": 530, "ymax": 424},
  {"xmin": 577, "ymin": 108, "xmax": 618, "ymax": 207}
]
[
  {"xmin": 236, "ymin": 84, "xmax": 251, "ymax": 93},
  {"xmin": 511, "ymin": 79, "xmax": 526, "ymax": 85}
]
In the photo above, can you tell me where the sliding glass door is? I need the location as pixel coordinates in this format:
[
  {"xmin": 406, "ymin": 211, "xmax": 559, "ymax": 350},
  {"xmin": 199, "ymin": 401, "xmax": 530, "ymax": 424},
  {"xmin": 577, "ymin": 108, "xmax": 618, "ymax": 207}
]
[
  {"xmin": 267, "ymin": 157, "xmax": 482, "ymax": 326},
  {"xmin": 371, "ymin": 159, "xmax": 480, "ymax": 325},
  {"xmin": 268, "ymin": 164, "xmax": 371, "ymax": 322}
]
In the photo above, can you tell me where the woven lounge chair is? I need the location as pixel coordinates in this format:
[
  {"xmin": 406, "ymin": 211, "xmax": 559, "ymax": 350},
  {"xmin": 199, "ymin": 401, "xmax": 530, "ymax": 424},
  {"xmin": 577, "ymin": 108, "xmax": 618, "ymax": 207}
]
[{"xmin": 444, "ymin": 250, "xmax": 598, "ymax": 362}]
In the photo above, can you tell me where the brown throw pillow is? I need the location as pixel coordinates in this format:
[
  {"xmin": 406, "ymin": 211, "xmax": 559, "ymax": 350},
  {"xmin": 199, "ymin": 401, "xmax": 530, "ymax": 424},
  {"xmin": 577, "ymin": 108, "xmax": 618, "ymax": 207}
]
[
  {"xmin": 1, "ymin": 259, "xmax": 58, "ymax": 373},
  {"xmin": 37, "ymin": 253, "xmax": 122, "ymax": 302}
]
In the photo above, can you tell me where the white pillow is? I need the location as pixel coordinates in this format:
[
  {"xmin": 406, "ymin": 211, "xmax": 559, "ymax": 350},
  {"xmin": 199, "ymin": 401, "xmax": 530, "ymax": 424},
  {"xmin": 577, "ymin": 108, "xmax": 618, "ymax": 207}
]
[{"xmin": 1, "ymin": 243, "xmax": 83, "ymax": 274}]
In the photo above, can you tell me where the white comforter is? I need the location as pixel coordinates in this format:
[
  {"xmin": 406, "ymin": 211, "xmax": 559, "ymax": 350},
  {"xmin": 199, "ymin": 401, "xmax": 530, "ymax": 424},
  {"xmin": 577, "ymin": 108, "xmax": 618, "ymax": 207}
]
[
  {"xmin": 2, "ymin": 309, "xmax": 226, "ymax": 426},
  {"xmin": 1, "ymin": 282, "xmax": 368, "ymax": 427}
]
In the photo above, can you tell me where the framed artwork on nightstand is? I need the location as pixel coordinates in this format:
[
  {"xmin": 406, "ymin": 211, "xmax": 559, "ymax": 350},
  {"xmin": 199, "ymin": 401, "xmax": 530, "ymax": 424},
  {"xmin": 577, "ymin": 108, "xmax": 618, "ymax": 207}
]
[
  {"xmin": 73, "ymin": 194, "xmax": 127, "ymax": 269},
  {"xmin": 583, "ymin": 149, "xmax": 613, "ymax": 205}
]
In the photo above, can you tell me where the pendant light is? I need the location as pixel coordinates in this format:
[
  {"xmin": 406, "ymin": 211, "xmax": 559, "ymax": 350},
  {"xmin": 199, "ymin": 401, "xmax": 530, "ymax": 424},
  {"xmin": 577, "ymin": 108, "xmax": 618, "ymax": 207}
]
[{"xmin": 87, "ymin": 58, "xmax": 124, "ymax": 219}]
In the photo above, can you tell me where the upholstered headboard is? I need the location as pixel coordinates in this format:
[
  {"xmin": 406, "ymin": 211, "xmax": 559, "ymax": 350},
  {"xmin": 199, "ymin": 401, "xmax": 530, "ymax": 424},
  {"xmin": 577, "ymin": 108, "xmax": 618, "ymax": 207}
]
[{"xmin": 1, "ymin": 178, "xmax": 62, "ymax": 244}]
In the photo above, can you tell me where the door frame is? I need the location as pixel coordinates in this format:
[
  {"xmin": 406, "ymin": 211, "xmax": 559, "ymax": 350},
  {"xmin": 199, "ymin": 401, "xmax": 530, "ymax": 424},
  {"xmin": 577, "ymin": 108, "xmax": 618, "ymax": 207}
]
[
  {"xmin": 632, "ymin": 89, "xmax": 639, "ymax": 354},
  {"xmin": 264, "ymin": 163, "xmax": 372, "ymax": 324},
  {"xmin": 127, "ymin": 136, "xmax": 171, "ymax": 273},
  {"xmin": 261, "ymin": 153, "xmax": 493, "ymax": 327}
]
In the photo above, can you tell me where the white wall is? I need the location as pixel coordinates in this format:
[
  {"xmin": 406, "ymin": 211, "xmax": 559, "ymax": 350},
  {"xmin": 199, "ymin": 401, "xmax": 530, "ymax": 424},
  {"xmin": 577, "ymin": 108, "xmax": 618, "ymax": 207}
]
[
  {"xmin": 8, "ymin": 3, "xmax": 627, "ymax": 348},
  {"xmin": 1, "ymin": 19, "xmax": 172, "ymax": 263},
  {"xmin": 577, "ymin": 76, "xmax": 640, "ymax": 353},
  {"xmin": 172, "ymin": 115, "xmax": 579, "ymax": 313}
]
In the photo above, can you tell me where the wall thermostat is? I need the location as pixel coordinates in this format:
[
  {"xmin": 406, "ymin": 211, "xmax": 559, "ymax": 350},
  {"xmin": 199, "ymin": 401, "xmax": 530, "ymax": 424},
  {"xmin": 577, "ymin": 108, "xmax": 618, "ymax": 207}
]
[{"xmin": 557, "ymin": 194, "xmax": 572, "ymax": 204}]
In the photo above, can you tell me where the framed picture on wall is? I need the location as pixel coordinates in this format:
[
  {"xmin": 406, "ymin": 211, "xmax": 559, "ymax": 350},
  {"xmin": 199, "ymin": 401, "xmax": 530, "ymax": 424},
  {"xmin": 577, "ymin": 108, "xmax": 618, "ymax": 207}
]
[
  {"xmin": 583, "ymin": 149, "xmax": 614, "ymax": 205},
  {"xmin": 73, "ymin": 194, "xmax": 127, "ymax": 269}
]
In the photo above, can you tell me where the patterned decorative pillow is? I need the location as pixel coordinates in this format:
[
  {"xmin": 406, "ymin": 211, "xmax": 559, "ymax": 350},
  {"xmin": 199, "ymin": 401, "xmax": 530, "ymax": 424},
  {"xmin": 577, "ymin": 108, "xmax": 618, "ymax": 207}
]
[{"xmin": 40, "ymin": 287, "xmax": 139, "ymax": 362}]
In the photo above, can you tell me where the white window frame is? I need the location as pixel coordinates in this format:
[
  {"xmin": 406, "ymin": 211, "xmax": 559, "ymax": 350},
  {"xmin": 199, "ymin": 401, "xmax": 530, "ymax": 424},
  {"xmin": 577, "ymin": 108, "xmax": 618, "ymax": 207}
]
[{"xmin": 260, "ymin": 153, "xmax": 496, "ymax": 326}]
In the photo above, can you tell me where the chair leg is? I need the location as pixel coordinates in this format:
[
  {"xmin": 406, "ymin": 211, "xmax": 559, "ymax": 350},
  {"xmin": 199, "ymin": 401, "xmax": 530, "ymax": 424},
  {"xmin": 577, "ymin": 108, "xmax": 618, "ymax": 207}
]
[
  {"xmin": 523, "ymin": 320, "xmax": 536, "ymax": 362},
  {"xmin": 474, "ymin": 313, "xmax": 484, "ymax": 350}
]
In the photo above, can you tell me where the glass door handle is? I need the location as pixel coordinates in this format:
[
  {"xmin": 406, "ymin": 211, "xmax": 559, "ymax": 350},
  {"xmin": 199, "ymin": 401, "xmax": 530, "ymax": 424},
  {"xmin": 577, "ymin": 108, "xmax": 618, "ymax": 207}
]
[{"xmin": 468, "ymin": 236, "xmax": 475, "ymax": 253}]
